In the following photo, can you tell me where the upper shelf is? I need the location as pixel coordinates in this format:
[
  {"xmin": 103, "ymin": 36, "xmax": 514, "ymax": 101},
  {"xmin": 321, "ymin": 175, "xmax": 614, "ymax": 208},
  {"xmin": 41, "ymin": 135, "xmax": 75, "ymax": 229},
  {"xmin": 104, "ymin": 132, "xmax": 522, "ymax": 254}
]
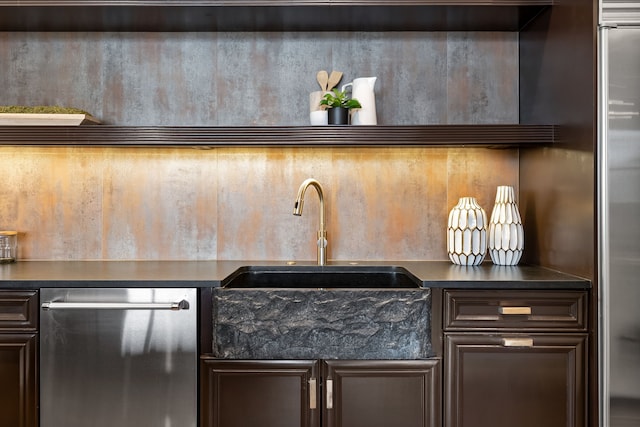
[
  {"xmin": 0, "ymin": 1, "xmax": 552, "ymax": 32},
  {"xmin": 0, "ymin": 125, "xmax": 555, "ymax": 147}
]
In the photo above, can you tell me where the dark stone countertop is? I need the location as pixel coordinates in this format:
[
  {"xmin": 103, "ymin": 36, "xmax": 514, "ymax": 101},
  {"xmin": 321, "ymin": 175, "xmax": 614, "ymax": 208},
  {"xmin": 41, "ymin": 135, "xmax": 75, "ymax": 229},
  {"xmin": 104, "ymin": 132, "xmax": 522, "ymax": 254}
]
[{"xmin": 0, "ymin": 260, "xmax": 590, "ymax": 290}]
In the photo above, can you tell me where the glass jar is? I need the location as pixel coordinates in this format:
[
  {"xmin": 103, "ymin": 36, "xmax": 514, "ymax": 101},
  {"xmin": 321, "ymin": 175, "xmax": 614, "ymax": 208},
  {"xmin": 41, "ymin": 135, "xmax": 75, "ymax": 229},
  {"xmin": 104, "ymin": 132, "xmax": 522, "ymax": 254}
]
[{"xmin": 0, "ymin": 231, "xmax": 17, "ymax": 263}]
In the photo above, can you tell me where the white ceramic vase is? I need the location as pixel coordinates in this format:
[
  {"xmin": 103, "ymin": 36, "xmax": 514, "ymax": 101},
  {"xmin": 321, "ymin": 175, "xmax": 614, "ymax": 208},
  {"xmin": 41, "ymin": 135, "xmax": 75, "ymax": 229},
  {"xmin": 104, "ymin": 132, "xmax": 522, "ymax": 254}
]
[
  {"xmin": 447, "ymin": 197, "xmax": 487, "ymax": 266},
  {"xmin": 488, "ymin": 185, "xmax": 524, "ymax": 265}
]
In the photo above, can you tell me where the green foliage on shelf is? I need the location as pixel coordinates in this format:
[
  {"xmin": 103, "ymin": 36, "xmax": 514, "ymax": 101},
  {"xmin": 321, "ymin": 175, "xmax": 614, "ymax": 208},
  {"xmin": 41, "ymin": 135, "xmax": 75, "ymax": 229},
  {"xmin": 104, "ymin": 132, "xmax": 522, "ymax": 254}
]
[
  {"xmin": 319, "ymin": 89, "xmax": 362, "ymax": 110},
  {"xmin": 0, "ymin": 106, "xmax": 90, "ymax": 115}
]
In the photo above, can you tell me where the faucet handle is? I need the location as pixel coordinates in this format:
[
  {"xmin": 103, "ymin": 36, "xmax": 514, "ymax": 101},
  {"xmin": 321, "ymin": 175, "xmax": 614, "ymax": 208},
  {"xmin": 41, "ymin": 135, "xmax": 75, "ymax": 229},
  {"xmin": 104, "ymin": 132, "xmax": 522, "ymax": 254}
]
[{"xmin": 317, "ymin": 230, "xmax": 327, "ymax": 265}]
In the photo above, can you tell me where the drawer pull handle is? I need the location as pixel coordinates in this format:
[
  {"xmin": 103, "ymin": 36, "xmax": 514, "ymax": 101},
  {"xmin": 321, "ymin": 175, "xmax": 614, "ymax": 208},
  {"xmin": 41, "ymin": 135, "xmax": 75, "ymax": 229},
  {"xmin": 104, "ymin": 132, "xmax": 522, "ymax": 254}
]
[
  {"xmin": 309, "ymin": 378, "xmax": 317, "ymax": 409},
  {"xmin": 498, "ymin": 306, "xmax": 532, "ymax": 315},
  {"xmin": 502, "ymin": 337, "xmax": 534, "ymax": 347}
]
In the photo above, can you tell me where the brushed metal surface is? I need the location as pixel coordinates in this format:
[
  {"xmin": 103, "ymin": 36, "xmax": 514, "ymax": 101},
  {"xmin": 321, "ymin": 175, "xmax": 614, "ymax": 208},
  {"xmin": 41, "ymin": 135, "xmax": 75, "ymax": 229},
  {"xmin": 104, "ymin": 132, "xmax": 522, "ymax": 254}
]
[
  {"xmin": 498, "ymin": 306, "xmax": 532, "ymax": 315},
  {"xmin": 309, "ymin": 378, "xmax": 317, "ymax": 409},
  {"xmin": 601, "ymin": 26, "xmax": 640, "ymax": 427},
  {"xmin": 40, "ymin": 288, "xmax": 197, "ymax": 427},
  {"xmin": 41, "ymin": 300, "xmax": 189, "ymax": 310},
  {"xmin": 602, "ymin": 1, "xmax": 640, "ymax": 25},
  {"xmin": 501, "ymin": 337, "xmax": 534, "ymax": 347}
]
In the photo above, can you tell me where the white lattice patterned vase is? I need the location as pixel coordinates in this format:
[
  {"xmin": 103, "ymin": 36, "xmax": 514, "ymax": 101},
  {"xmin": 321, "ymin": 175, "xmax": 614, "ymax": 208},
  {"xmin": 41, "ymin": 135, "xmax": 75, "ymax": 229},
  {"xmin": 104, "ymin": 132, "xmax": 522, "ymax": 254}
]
[
  {"xmin": 488, "ymin": 185, "xmax": 524, "ymax": 265},
  {"xmin": 447, "ymin": 197, "xmax": 488, "ymax": 266}
]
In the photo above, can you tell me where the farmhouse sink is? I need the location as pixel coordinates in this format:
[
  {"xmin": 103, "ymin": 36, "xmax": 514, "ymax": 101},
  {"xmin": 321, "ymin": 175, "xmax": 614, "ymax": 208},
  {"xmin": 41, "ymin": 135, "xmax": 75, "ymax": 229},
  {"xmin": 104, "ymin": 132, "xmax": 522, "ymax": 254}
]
[
  {"xmin": 213, "ymin": 265, "xmax": 432, "ymax": 360},
  {"xmin": 221, "ymin": 265, "xmax": 422, "ymax": 289}
]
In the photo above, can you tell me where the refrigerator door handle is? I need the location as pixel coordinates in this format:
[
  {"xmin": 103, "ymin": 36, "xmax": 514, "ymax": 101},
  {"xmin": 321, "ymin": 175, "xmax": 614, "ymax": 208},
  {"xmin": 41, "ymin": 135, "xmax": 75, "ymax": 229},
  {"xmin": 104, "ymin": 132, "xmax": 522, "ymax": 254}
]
[{"xmin": 41, "ymin": 300, "xmax": 190, "ymax": 310}]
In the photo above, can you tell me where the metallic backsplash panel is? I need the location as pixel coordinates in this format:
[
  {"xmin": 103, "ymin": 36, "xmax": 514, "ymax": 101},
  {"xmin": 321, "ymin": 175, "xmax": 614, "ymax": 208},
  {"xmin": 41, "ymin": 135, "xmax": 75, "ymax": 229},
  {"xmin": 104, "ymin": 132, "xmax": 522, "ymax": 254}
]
[
  {"xmin": 0, "ymin": 147, "xmax": 518, "ymax": 261},
  {"xmin": 0, "ymin": 31, "xmax": 517, "ymax": 126}
]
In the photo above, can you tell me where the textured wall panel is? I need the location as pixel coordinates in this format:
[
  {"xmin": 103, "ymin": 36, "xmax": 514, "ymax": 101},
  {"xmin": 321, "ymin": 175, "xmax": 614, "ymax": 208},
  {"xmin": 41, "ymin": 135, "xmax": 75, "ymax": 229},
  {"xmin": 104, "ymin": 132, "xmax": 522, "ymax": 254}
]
[
  {"xmin": 101, "ymin": 148, "xmax": 218, "ymax": 260},
  {"xmin": 0, "ymin": 147, "xmax": 517, "ymax": 261},
  {"xmin": 0, "ymin": 148, "xmax": 104, "ymax": 260},
  {"xmin": 0, "ymin": 31, "xmax": 517, "ymax": 126}
]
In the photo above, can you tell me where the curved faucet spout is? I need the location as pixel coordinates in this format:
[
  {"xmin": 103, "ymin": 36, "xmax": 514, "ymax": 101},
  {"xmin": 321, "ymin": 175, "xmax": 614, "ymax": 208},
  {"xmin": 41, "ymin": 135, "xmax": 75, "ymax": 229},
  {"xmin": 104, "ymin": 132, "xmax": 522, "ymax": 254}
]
[{"xmin": 293, "ymin": 178, "xmax": 327, "ymax": 265}]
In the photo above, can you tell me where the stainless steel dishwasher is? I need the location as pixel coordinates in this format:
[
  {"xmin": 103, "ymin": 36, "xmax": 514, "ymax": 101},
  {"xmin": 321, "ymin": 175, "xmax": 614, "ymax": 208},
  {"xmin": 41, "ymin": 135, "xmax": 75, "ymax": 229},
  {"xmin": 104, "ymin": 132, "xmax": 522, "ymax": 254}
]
[{"xmin": 40, "ymin": 288, "xmax": 197, "ymax": 427}]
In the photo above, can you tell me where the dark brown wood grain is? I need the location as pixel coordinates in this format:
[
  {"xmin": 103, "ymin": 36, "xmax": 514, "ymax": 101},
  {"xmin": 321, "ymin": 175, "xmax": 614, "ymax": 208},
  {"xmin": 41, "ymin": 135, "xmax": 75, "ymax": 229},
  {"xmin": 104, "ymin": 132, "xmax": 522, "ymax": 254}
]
[
  {"xmin": 0, "ymin": 125, "xmax": 555, "ymax": 147},
  {"xmin": 0, "ymin": 2, "xmax": 551, "ymax": 32},
  {"xmin": 0, "ymin": 291, "xmax": 38, "ymax": 427}
]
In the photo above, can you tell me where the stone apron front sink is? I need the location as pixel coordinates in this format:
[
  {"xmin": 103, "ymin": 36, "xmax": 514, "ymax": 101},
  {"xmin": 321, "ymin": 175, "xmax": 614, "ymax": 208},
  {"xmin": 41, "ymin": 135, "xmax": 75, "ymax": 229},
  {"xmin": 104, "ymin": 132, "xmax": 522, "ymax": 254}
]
[{"xmin": 213, "ymin": 266, "xmax": 432, "ymax": 360}]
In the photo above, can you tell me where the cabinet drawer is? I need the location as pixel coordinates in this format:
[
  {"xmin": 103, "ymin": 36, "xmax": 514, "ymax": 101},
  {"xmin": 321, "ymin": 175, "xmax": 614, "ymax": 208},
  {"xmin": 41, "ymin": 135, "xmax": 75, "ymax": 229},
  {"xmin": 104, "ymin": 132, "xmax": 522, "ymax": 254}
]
[
  {"xmin": 0, "ymin": 291, "xmax": 38, "ymax": 331},
  {"xmin": 444, "ymin": 290, "xmax": 587, "ymax": 331}
]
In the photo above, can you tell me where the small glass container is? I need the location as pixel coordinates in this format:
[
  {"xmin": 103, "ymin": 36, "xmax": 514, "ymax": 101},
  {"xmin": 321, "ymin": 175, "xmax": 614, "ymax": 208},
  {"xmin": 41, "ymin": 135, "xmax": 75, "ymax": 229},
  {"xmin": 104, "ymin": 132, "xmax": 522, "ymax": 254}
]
[{"xmin": 0, "ymin": 231, "xmax": 17, "ymax": 263}]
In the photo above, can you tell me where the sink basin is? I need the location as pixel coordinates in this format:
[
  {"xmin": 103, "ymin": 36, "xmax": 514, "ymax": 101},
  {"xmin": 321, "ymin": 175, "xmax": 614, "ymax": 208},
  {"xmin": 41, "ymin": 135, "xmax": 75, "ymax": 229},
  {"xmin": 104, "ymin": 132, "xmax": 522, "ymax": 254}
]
[{"xmin": 221, "ymin": 265, "xmax": 422, "ymax": 289}]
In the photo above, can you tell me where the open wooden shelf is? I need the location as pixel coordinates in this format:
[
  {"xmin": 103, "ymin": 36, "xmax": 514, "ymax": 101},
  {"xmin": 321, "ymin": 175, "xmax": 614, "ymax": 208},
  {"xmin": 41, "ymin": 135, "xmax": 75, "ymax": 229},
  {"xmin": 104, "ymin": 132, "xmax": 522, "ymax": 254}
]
[
  {"xmin": 0, "ymin": 125, "xmax": 555, "ymax": 147},
  {"xmin": 0, "ymin": 1, "xmax": 552, "ymax": 32}
]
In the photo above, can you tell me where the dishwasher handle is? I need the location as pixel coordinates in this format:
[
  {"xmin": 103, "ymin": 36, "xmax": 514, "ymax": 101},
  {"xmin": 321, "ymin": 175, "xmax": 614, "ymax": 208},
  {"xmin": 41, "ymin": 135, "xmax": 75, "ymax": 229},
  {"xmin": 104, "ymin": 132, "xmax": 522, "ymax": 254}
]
[{"xmin": 41, "ymin": 300, "xmax": 190, "ymax": 311}]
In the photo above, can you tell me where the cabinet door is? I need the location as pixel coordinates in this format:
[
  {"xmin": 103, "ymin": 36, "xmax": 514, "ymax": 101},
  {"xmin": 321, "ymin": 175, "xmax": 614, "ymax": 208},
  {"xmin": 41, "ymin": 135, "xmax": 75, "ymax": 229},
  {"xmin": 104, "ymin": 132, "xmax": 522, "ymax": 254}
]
[
  {"xmin": 201, "ymin": 359, "xmax": 319, "ymax": 427},
  {"xmin": 0, "ymin": 333, "xmax": 38, "ymax": 427},
  {"xmin": 323, "ymin": 360, "xmax": 441, "ymax": 427},
  {"xmin": 444, "ymin": 334, "xmax": 587, "ymax": 427}
]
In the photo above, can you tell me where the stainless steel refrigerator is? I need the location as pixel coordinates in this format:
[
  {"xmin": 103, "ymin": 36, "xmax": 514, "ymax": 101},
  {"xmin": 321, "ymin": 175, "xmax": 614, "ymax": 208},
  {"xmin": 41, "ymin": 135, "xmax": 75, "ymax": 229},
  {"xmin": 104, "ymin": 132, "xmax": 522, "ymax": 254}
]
[{"xmin": 600, "ymin": 4, "xmax": 640, "ymax": 425}]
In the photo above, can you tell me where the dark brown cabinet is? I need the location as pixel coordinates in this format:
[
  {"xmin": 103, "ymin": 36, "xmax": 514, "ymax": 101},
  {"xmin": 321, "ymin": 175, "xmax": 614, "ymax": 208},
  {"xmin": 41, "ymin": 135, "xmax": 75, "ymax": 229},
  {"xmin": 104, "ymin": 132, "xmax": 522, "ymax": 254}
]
[
  {"xmin": 323, "ymin": 360, "xmax": 440, "ymax": 427},
  {"xmin": 443, "ymin": 290, "xmax": 588, "ymax": 427},
  {"xmin": 200, "ymin": 358, "xmax": 440, "ymax": 427},
  {"xmin": 0, "ymin": 290, "xmax": 38, "ymax": 427},
  {"xmin": 201, "ymin": 359, "xmax": 320, "ymax": 427}
]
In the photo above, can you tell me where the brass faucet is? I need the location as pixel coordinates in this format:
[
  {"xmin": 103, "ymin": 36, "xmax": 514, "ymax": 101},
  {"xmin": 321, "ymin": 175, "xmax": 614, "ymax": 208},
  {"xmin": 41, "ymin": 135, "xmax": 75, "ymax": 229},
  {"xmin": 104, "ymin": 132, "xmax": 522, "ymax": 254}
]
[{"xmin": 293, "ymin": 178, "xmax": 327, "ymax": 266}]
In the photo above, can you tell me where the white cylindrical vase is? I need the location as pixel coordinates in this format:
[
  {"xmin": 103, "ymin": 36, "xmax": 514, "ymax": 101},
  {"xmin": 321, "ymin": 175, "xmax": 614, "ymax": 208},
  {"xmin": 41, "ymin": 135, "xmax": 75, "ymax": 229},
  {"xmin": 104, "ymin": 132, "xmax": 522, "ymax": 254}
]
[
  {"xmin": 447, "ymin": 197, "xmax": 487, "ymax": 266},
  {"xmin": 488, "ymin": 185, "xmax": 524, "ymax": 265}
]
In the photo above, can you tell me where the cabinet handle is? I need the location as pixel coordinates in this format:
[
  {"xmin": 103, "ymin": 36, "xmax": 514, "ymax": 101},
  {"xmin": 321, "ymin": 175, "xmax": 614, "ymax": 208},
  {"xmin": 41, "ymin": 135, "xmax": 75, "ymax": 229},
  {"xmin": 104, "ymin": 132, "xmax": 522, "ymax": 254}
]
[
  {"xmin": 501, "ymin": 337, "xmax": 534, "ymax": 347},
  {"xmin": 498, "ymin": 306, "xmax": 532, "ymax": 315},
  {"xmin": 309, "ymin": 378, "xmax": 317, "ymax": 409},
  {"xmin": 326, "ymin": 379, "xmax": 333, "ymax": 409}
]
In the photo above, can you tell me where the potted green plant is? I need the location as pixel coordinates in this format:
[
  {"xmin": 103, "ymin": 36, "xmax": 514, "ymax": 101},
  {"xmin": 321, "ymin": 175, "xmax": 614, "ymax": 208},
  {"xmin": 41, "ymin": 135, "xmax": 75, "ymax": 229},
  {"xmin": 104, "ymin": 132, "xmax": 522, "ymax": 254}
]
[{"xmin": 319, "ymin": 89, "xmax": 362, "ymax": 125}]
